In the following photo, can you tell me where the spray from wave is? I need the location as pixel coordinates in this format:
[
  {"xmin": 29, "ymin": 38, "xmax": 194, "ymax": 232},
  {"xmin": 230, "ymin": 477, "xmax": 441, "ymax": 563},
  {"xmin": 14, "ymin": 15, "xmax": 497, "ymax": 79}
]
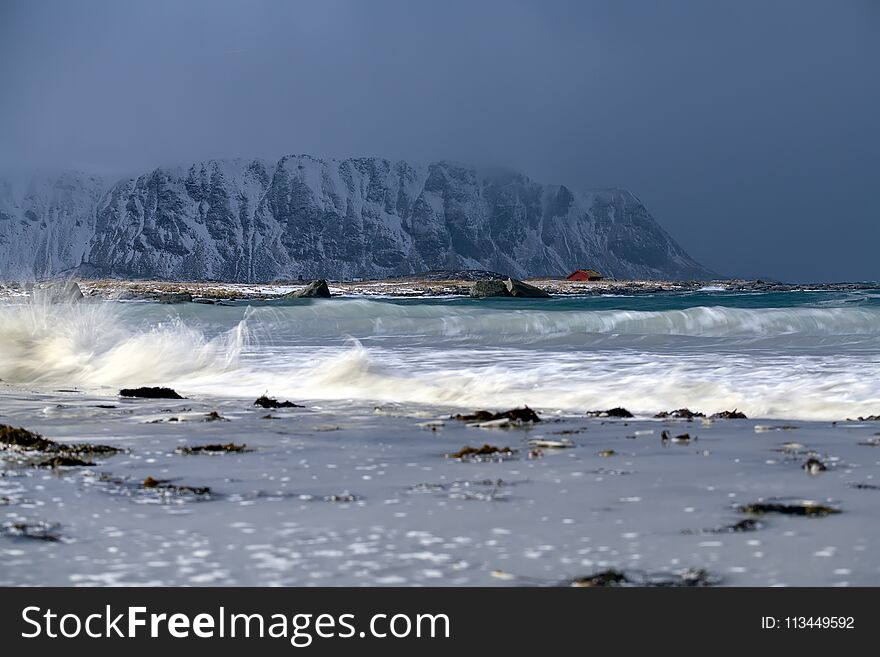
[{"xmin": 0, "ymin": 297, "xmax": 249, "ymax": 388}]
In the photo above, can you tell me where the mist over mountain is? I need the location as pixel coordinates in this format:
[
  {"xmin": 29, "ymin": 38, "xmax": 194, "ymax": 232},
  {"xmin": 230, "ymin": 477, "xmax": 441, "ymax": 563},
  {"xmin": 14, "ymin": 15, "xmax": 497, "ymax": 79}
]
[{"xmin": 0, "ymin": 155, "xmax": 714, "ymax": 281}]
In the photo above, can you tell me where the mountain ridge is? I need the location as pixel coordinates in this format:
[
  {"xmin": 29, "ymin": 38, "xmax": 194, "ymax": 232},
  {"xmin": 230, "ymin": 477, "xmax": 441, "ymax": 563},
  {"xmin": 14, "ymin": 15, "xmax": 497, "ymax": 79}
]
[{"xmin": 0, "ymin": 155, "xmax": 715, "ymax": 281}]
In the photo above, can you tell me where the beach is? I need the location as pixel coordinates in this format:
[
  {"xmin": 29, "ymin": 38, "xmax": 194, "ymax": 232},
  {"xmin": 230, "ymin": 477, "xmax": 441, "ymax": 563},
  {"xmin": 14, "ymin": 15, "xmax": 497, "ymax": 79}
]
[{"xmin": 1, "ymin": 280, "xmax": 879, "ymax": 586}]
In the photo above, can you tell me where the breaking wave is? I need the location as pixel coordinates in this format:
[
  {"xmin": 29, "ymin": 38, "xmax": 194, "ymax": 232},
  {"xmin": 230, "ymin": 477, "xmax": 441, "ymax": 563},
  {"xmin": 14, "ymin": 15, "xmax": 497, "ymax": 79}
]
[
  {"xmin": 2, "ymin": 295, "xmax": 880, "ymax": 420},
  {"xmin": 0, "ymin": 298, "xmax": 248, "ymax": 387}
]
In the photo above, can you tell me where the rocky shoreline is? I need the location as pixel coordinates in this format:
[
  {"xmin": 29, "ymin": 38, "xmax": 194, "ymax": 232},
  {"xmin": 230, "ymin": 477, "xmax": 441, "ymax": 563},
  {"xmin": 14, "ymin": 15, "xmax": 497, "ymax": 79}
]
[{"xmin": 2, "ymin": 276, "xmax": 877, "ymax": 302}]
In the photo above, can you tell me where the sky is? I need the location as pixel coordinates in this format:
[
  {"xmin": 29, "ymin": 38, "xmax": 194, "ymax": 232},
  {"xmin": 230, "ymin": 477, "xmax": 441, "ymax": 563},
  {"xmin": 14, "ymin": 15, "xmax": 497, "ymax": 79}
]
[{"xmin": 0, "ymin": 0, "xmax": 878, "ymax": 281}]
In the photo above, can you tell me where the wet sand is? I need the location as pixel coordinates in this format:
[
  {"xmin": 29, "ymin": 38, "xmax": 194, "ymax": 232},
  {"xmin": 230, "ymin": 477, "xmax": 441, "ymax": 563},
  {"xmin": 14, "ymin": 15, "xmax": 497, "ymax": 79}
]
[{"xmin": 2, "ymin": 392, "xmax": 878, "ymax": 586}]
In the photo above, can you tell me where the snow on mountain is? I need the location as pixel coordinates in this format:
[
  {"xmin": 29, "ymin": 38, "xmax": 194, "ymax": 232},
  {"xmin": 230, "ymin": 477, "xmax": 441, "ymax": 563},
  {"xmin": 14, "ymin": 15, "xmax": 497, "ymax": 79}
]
[{"xmin": 0, "ymin": 156, "xmax": 714, "ymax": 281}]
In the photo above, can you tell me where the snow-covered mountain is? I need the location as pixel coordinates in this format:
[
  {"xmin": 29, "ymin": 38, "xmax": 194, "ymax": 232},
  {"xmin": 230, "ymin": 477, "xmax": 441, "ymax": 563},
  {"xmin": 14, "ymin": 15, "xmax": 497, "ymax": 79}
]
[{"xmin": 0, "ymin": 155, "xmax": 713, "ymax": 281}]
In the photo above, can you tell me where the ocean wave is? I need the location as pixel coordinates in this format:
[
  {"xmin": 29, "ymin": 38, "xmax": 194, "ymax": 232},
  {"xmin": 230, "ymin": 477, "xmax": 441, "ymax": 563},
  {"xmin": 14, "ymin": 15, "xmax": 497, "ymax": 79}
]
[
  {"xmin": 0, "ymin": 298, "xmax": 248, "ymax": 387},
  {"xmin": 2, "ymin": 298, "xmax": 880, "ymax": 421},
  {"xmin": 243, "ymin": 300, "xmax": 880, "ymax": 342}
]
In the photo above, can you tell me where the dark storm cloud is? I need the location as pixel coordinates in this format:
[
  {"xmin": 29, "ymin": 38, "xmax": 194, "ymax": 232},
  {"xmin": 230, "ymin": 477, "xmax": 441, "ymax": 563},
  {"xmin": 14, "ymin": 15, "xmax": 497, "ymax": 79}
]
[{"xmin": 0, "ymin": 0, "xmax": 877, "ymax": 281}]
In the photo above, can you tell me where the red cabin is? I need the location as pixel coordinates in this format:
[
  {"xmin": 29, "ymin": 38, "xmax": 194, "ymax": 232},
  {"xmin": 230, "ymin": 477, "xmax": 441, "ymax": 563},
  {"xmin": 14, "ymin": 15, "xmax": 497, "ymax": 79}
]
[{"xmin": 566, "ymin": 269, "xmax": 603, "ymax": 282}]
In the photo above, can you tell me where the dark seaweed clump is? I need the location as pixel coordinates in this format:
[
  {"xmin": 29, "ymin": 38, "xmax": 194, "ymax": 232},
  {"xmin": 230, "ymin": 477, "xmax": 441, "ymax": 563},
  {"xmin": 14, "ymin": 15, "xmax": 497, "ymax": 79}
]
[
  {"xmin": 447, "ymin": 444, "xmax": 516, "ymax": 459},
  {"xmin": 0, "ymin": 425, "xmax": 57, "ymax": 451},
  {"xmin": 849, "ymin": 483, "xmax": 880, "ymax": 490},
  {"xmin": 254, "ymin": 395, "xmax": 303, "ymax": 409},
  {"xmin": 38, "ymin": 456, "xmax": 95, "ymax": 468},
  {"xmin": 586, "ymin": 407, "xmax": 633, "ymax": 418},
  {"xmin": 684, "ymin": 518, "xmax": 763, "ymax": 535},
  {"xmin": 120, "ymin": 386, "xmax": 185, "ymax": 399},
  {"xmin": 142, "ymin": 476, "xmax": 211, "ymax": 496},
  {"xmin": 0, "ymin": 424, "xmax": 120, "ymax": 456},
  {"xmin": 738, "ymin": 501, "xmax": 840, "ymax": 517},
  {"xmin": 452, "ymin": 406, "xmax": 541, "ymax": 423},
  {"xmin": 176, "ymin": 443, "xmax": 249, "ymax": 455},
  {"xmin": 569, "ymin": 568, "xmax": 717, "ymax": 588}
]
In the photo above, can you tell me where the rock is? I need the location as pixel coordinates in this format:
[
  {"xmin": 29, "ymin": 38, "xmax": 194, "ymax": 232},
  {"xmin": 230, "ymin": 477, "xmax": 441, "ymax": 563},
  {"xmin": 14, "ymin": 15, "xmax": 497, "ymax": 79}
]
[
  {"xmin": 452, "ymin": 406, "xmax": 541, "ymax": 423},
  {"xmin": 586, "ymin": 407, "xmax": 633, "ymax": 418},
  {"xmin": 655, "ymin": 408, "xmax": 705, "ymax": 419},
  {"xmin": 158, "ymin": 292, "xmax": 192, "ymax": 304},
  {"xmin": 504, "ymin": 277, "xmax": 551, "ymax": 298},
  {"xmin": 710, "ymin": 409, "xmax": 747, "ymax": 419},
  {"xmin": 253, "ymin": 395, "xmax": 303, "ymax": 409},
  {"xmin": 119, "ymin": 386, "xmax": 185, "ymax": 399},
  {"xmin": 671, "ymin": 432, "xmax": 692, "ymax": 443},
  {"xmin": 287, "ymin": 279, "xmax": 331, "ymax": 298},
  {"xmin": 32, "ymin": 280, "xmax": 83, "ymax": 304},
  {"xmin": 802, "ymin": 457, "xmax": 827, "ymax": 474},
  {"xmin": 470, "ymin": 279, "xmax": 511, "ymax": 298}
]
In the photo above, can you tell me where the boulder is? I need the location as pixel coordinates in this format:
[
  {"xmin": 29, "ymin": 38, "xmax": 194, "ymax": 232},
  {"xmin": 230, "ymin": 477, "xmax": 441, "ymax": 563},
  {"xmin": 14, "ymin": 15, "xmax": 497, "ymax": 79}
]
[
  {"xmin": 32, "ymin": 280, "xmax": 84, "ymax": 304},
  {"xmin": 505, "ymin": 278, "xmax": 551, "ymax": 298},
  {"xmin": 470, "ymin": 279, "xmax": 511, "ymax": 298},
  {"xmin": 288, "ymin": 279, "xmax": 331, "ymax": 298},
  {"xmin": 158, "ymin": 292, "xmax": 192, "ymax": 304}
]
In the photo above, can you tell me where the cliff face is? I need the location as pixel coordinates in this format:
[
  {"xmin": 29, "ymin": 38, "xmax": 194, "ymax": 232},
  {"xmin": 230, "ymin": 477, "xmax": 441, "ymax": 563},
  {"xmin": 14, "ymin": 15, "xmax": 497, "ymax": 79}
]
[{"xmin": 0, "ymin": 156, "xmax": 713, "ymax": 281}]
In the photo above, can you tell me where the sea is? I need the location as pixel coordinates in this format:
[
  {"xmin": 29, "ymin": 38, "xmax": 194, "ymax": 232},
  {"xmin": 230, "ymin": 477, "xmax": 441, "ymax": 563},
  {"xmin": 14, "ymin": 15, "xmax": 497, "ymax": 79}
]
[{"xmin": 1, "ymin": 287, "xmax": 879, "ymax": 585}]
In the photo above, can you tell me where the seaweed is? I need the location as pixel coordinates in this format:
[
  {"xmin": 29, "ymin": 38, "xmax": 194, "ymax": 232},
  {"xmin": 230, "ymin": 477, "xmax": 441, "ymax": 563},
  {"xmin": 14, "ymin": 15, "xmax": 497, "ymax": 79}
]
[
  {"xmin": 570, "ymin": 569, "xmax": 630, "ymax": 587},
  {"xmin": 0, "ymin": 423, "xmax": 120, "ymax": 456},
  {"xmin": 0, "ymin": 425, "xmax": 57, "ymax": 451},
  {"xmin": 142, "ymin": 476, "xmax": 211, "ymax": 496},
  {"xmin": 569, "ymin": 568, "xmax": 718, "ymax": 588},
  {"xmin": 176, "ymin": 443, "xmax": 249, "ymax": 455},
  {"xmin": 447, "ymin": 444, "xmax": 516, "ymax": 459},
  {"xmin": 119, "ymin": 386, "xmax": 185, "ymax": 399},
  {"xmin": 737, "ymin": 501, "xmax": 840, "ymax": 517},
  {"xmin": 38, "ymin": 456, "xmax": 95, "ymax": 468},
  {"xmin": 684, "ymin": 518, "xmax": 763, "ymax": 535}
]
